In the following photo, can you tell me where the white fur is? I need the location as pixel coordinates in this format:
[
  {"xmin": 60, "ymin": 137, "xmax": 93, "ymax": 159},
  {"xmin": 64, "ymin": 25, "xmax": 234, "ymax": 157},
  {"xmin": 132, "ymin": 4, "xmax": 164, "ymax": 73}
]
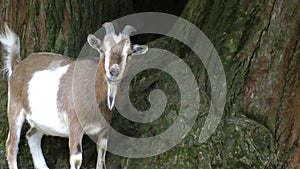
[
  {"xmin": 100, "ymin": 138, "xmax": 108, "ymax": 150},
  {"xmin": 112, "ymin": 33, "xmax": 122, "ymax": 43},
  {"xmin": 27, "ymin": 65, "xmax": 70, "ymax": 137},
  {"xmin": 104, "ymin": 50, "xmax": 110, "ymax": 77},
  {"xmin": 120, "ymin": 42, "xmax": 130, "ymax": 78},
  {"xmin": 97, "ymin": 138, "xmax": 108, "ymax": 169},
  {"xmin": 70, "ymin": 153, "xmax": 83, "ymax": 169},
  {"xmin": 107, "ymin": 84, "xmax": 117, "ymax": 110},
  {"xmin": 121, "ymin": 41, "xmax": 130, "ymax": 57},
  {"xmin": 0, "ymin": 24, "xmax": 20, "ymax": 78},
  {"xmin": 26, "ymin": 130, "xmax": 49, "ymax": 169},
  {"xmin": 100, "ymin": 138, "xmax": 108, "ymax": 162},
  {"xmin": 85, "ymin": 125, "xmax": 101, "ymax": 135}
]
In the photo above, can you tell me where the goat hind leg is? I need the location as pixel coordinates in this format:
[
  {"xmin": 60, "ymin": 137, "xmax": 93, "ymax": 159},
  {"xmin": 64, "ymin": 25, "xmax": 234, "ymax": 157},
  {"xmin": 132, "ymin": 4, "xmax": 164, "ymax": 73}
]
[
  {"xmin": 26, "ymin": 128, "xmax": 49, "ymax": 169},
  {"xmin": 6, "ymin": 108, "xmax": 25, "ymax": 169}
]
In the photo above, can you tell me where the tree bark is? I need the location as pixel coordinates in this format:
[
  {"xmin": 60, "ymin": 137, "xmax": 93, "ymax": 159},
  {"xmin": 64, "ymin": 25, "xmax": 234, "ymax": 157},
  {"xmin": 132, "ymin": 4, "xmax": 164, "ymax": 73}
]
[
  {"xmin": 123, "ymin": 0, "xmax": 300, "ymax": 168},
  {"xmin": 0, "ymin": 0, "xmax": 299, "ymax": 168},
  {"xmin": 0, "ymin": 0, "xmax": 133, "ymax": 168}
]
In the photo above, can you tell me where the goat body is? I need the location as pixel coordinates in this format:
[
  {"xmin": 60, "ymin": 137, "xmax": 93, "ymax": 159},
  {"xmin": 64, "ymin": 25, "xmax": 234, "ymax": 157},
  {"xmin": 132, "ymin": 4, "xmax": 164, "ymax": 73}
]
[{"xmin": 0, "ymin": 23, "xmax": 148, "ymax": 169}]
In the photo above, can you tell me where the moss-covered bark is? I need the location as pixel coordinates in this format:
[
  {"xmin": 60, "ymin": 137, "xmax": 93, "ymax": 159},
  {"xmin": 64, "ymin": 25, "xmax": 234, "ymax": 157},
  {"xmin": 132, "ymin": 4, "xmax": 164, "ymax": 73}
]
[
  {"xmin": 119, "ymin": 0, "xmax": 300, "ymax": 168},
  {"xmin": 0, "ymin": 0, "xmax": 133, "ymax": 168},
  {"xmin": 0, "ymin": 0, "xmax": 299, "ymax": 168}
]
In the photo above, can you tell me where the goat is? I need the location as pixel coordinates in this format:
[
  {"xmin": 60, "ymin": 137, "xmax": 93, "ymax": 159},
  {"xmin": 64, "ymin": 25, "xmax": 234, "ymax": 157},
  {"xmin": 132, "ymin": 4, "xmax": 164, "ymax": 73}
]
[{"xmin": 0, "ymin": 22, "xmax": 148, "ymax": 169}]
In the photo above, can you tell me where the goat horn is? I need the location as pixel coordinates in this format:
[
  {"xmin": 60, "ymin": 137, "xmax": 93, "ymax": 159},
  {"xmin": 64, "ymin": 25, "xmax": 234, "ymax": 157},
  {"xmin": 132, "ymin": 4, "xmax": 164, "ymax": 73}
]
[
  {"xmin": 122, "ymin": 25, "xmax": 136, "ymax": 36},
  {"xmin": 102, "ymin": 22, "xmax": 115, "ymax": 35}
]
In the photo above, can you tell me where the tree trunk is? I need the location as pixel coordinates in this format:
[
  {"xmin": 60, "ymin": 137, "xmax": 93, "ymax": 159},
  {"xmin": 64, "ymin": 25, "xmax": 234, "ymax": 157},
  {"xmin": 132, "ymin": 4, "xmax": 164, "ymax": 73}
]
[
  {"xmin": 122, "ymin": 0, "xmax": 300, "ymax": 168},
  {"xmin": 0, "ymin": 0, "xmax": 133, "ymax": 168},
  {"xmin": 0, "ymin": 0, "xmax": 299, "ymax": 169}
]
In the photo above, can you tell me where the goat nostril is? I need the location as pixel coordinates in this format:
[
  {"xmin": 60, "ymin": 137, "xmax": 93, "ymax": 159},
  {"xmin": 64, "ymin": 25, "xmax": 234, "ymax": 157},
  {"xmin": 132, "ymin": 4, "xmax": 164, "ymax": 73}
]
[
  {"xmin": 110, "ymin": 64, "xmax": 120, "ymax": 77},
  {"xmin": 110, "ymin": 69, "xmax": 119, "ymax": 77}
]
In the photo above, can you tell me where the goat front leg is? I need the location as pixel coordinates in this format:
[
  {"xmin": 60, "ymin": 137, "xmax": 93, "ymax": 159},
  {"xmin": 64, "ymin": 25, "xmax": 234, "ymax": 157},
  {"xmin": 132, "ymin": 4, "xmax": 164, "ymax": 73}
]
[
  {"xmin": 96, "ymin": 135, "xmax": 108, "ymax": 169},
  {"xmin": 69, "ymin": 125, "xmax": 84, "ymax": 169}
]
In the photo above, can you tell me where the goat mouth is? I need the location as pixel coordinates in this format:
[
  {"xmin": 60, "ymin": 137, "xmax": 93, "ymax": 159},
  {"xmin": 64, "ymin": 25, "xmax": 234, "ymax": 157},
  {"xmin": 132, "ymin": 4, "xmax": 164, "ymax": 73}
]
[{"xmin": 107, "ymin": 77, "xmax": 120, "ymax": 84}]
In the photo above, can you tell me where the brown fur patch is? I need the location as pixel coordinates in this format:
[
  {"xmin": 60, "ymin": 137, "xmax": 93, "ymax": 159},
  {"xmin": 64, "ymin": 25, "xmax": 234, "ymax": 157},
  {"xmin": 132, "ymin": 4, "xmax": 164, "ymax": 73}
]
[
  {"xmin": 10, "ymin": 53, "xmax": 72, "ymax": 114},
  {"xmin": 26, "ymin": 127, "xmax": 37, "ymax": 138}
]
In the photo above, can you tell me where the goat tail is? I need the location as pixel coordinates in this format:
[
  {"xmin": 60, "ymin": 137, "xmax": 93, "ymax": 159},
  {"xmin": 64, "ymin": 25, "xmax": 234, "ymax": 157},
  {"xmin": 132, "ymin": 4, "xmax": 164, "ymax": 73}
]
[{"xmin": 0, "ymin": 24, "xmax": 20, "ymax": 78}]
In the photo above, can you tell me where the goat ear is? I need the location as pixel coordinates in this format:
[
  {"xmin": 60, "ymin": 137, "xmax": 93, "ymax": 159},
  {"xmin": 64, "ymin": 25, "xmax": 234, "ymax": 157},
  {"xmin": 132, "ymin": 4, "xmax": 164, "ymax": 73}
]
[
  {"xmin": 87, "ymin": 34, "xmax": 102, "ymax": 53},
  {"xmin": 132, "ymin": 45, "xmax": 148, "ymax": 56}
]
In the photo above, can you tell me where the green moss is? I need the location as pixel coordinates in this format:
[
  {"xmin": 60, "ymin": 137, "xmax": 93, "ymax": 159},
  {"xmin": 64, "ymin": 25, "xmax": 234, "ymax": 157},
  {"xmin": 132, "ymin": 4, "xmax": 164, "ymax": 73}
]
[
  {"xmin": 122, "ymin": 115, "xmax": 276, "ymax": 168},
  {"xmin": 110, "ymin": 0, "xmax": 279, "ymax": 168},
  {"xmin": 0, "ymin": 80, "xmax": 8, "ymax": 168},
  {"xmin": 44, "ymin": 1, "xmax": 66, "ymax": 53}
]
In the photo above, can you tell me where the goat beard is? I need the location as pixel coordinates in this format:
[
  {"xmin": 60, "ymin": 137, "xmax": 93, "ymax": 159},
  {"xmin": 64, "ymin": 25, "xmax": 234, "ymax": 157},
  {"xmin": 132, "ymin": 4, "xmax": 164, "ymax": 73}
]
[{"xmin": 107, "ymin": 83, "xmax": 117, "ymax": 110}]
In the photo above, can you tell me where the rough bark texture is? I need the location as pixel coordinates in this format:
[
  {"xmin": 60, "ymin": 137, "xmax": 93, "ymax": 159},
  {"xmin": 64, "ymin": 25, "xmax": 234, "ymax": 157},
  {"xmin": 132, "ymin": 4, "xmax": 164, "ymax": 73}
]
[
  {"xmin": 0, "ymin": 0, "xmax": 133, "ymax": 168},
  {"xmin": 0, "ymin": 0, "xmax": 299, "ymax": 168}
]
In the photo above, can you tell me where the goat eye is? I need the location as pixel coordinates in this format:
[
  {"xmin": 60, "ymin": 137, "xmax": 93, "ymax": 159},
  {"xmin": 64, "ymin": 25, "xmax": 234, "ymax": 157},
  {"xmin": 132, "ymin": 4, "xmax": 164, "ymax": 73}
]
[
  {"xmin": 127, "ymin": 52, "xmax": 133, "ymax": 59},
  {"xmin": 100, "ymin": 49, "xmax": 104, "ymax": 53}
]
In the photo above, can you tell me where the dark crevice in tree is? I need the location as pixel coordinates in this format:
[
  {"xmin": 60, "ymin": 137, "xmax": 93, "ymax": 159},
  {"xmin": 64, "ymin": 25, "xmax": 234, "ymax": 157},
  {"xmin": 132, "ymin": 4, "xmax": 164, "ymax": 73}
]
[
  {"xmin": 245, "ymin": 0, "xmax": 277, "ymax": 77},
  {"xmin": 130, "ymin": 0, "xmax": 188, "ymax": 44}
]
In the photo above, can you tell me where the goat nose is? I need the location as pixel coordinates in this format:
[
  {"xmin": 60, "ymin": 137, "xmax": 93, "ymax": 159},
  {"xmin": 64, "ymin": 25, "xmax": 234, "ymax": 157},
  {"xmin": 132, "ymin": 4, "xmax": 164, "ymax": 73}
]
[
  {"xmin": 110, "ymin": 69, "xmax": 119, "ymax": 76},
  {"xmin": 110, "ymin": 65, "xmax": 120, "ymax": 76}
]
